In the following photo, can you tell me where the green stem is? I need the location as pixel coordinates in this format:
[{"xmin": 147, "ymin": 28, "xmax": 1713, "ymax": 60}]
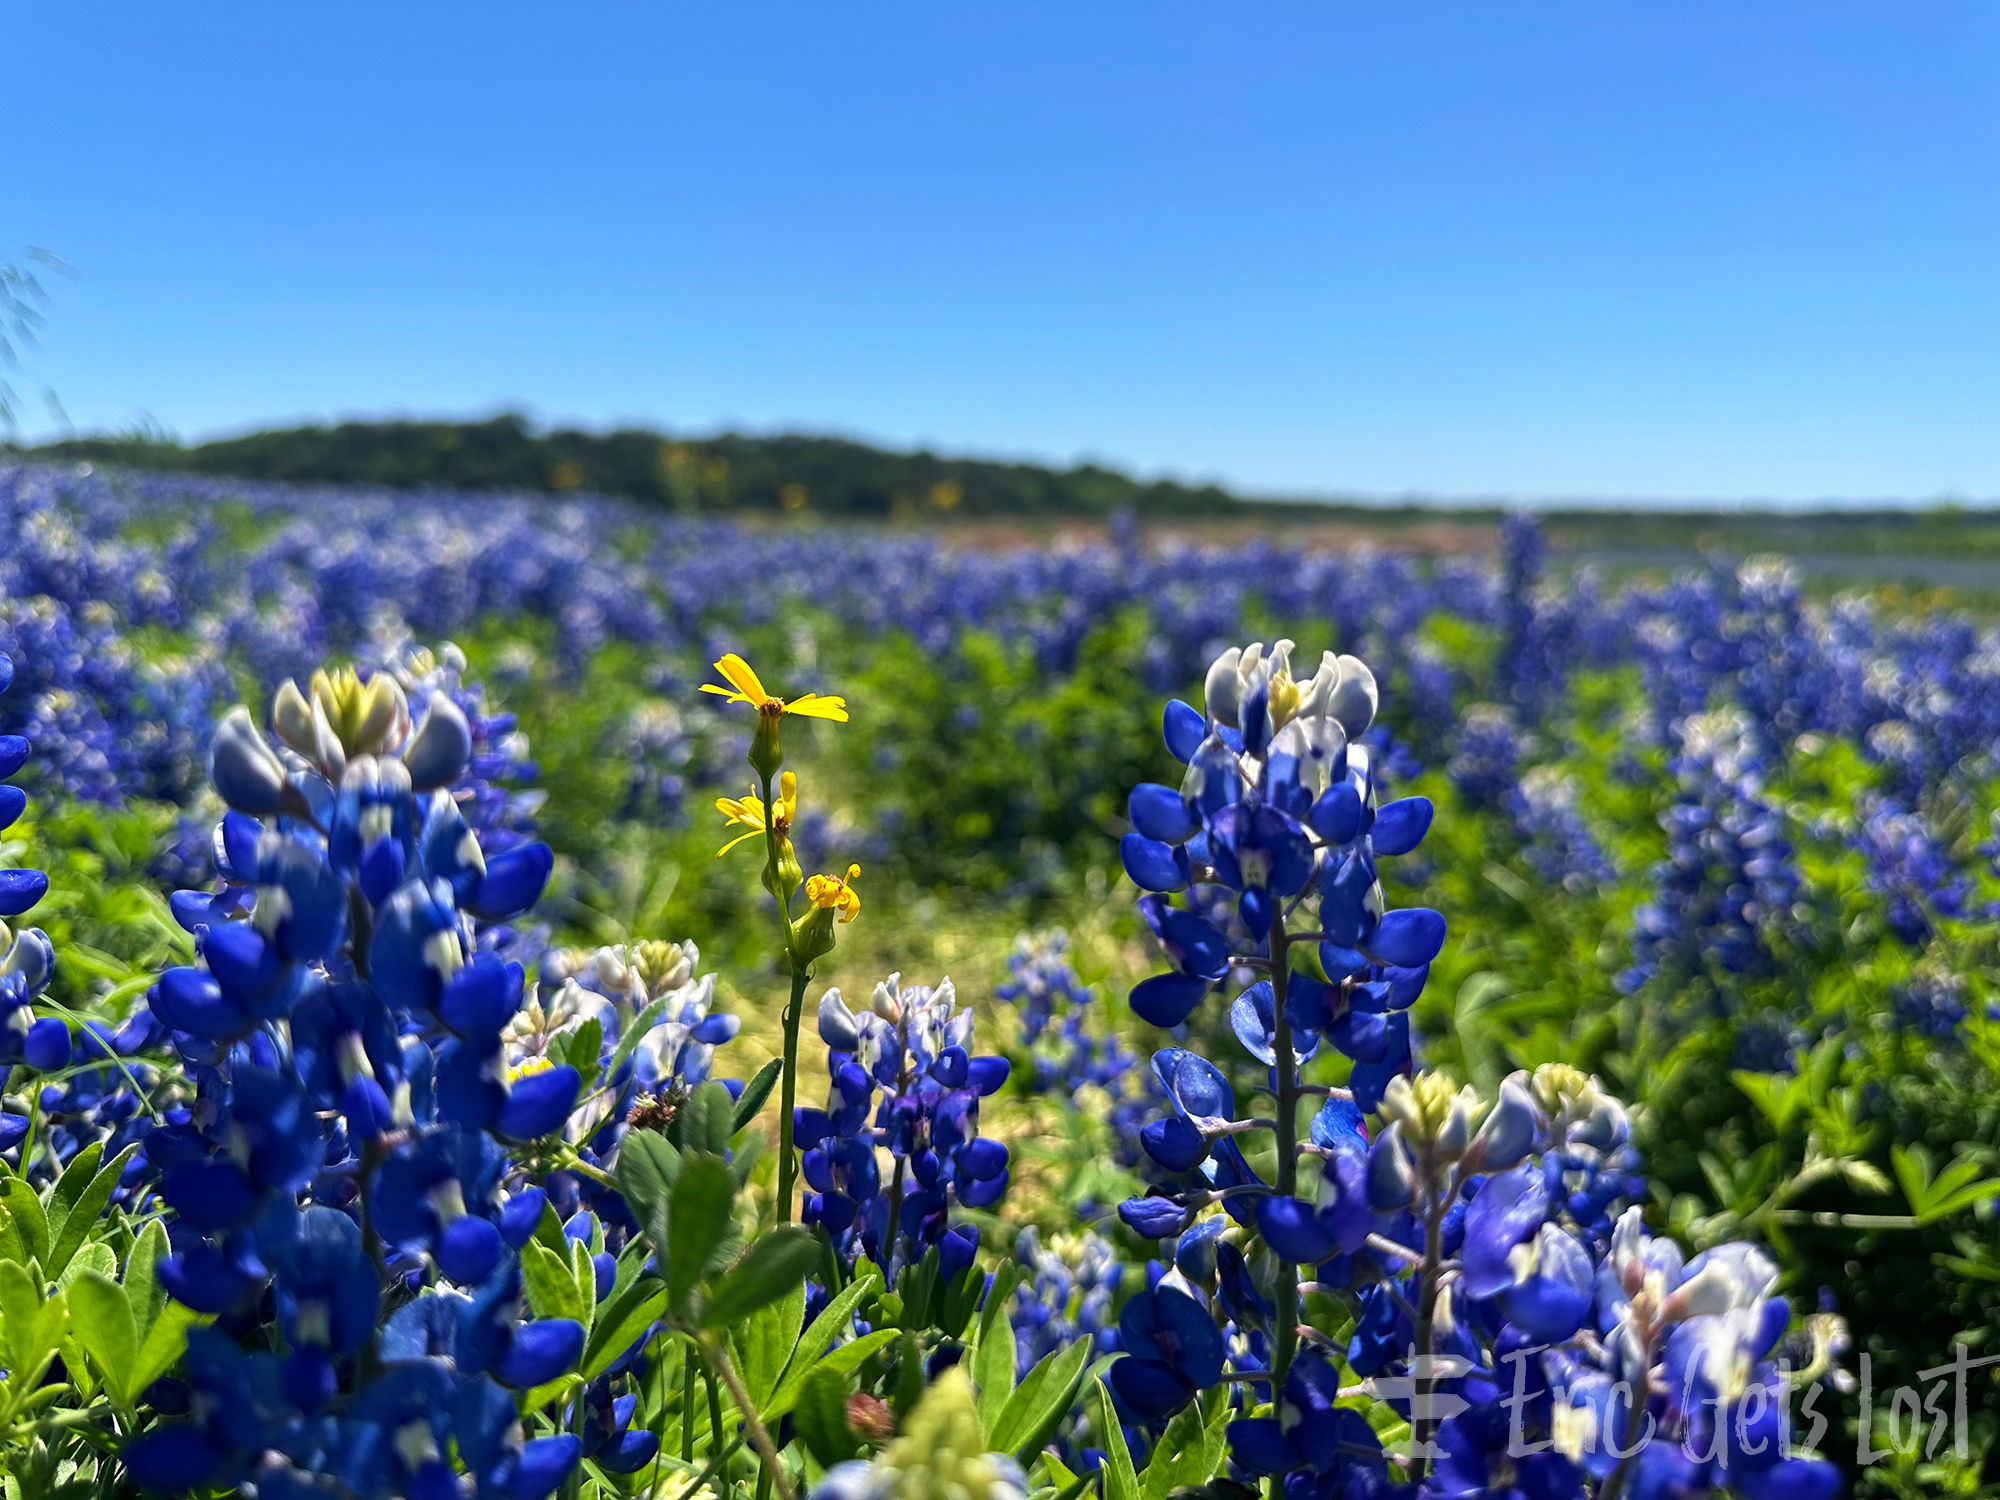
[
  {"xmin": 1267, "ymin": 912, "xmax": 1298, "ymax": 1395},
  {"xmin": 704, "ymin": 1333, "xmax": 795, "ymax": 1500},
  {"xmin": 776, "ymin": 966, "xmax": 810, "ymax": 1224},
  {"xmin": 683, "ymin": 1342, "xmax": 699, "ymax": 1463},
  {"xmin": 709, "ymin": 1364, "xmax": 728, "ymax": 1499},
  {"xmin": 1409, "ymin": 1171, "xmax": 1448, "ymax": 1475},
  {"xmin": 756, "ymin": 767, "xmax": 810, "ymax": 1224}
]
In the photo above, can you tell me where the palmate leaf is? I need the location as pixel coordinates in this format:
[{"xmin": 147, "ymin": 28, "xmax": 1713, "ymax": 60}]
[
  {"xmin": 763, "ymin": 1268, "xmax": 885, "ymax": 1420},
  {"xmin": 700, "ymin": 1226, "xmax": 817, "ymax": 1329},
  {"xmin": 971, "ymin": 1261, "xmax": 1022, "ymax": 1429},
  {"xmin": 794, "ymin": 1365, "xmax": 861, "ymax": 1467},
  {"xmin": 616, "ymin": 1131, "xmax": 682, "ymax": 1224},
  {"xmin": 667, "ymin": 1154, "xmax": 737, "ymax": 1317},
  {"xmin": 735, "ymin": 1277, "xmax": 807, "ymax": 1410},
  {"xmin": 66, "ymin": 1270, "xmax": 138, "ymax": 1410},
  {"xmin": 988, "ymin": 1335, "xmax": 1095, "ymax": 1463},
  {"xmin": 45, "ymin": 1143, "xmax": 139, "ymax": 1282},
  {"xmin": 1892, "ymin": 1144, "xmax": 2000, "ymax": 1225},
  {"xmin": 522, "ymin": 1238, "xmax": 589, "ymax": 1328},
  {"xmin": 582, "ymin": 1280, "xmax": 668, "ymax": 1382},
  {"xmin": 1088, "ymin": 1378, "xmax": 1137, "ymax": 1500}
]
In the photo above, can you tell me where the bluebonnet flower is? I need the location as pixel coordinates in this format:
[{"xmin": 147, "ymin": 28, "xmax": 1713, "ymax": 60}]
[
  {"xmin": 996, "ymin": 931, "xmax": 1155, "ymax": 1172},
  {"xmin": 1009, "ymin": 1227, "xmax": 1123, "ymax": 1376},
  {"xmin": 118, "ymin": 660, "xmax": 671, "ymax": 1497},
  {"xmin": 797, "ymin": 973, "xmax": 1010, "ymax": 1274},
  {"xmin": 1619, "ymin": 707, "xmax": 1799, "ymax": 1001}
]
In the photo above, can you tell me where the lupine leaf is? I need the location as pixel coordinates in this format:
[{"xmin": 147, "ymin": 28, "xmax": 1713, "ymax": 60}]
[
  {"xmin": 581, "ymin": 1282, "xmax": 668, "ymax": 1382},
  {"xmin": 737, "ymin": 1278, "xmax": 806, "ymax": 1409},
  {"xmin": 0, "ymin": 1177, "xmax": 48, "ymax": 1268},
  {"xmin": 731, "ymin": 1058, "xmax": 783, "ymax": 1134},
  {"xmin": 1089, "ymin": 1378, "xmax": 1138, "ymax": 1500},
  {"xmin": 699, "ymin": 1226, "xmax": 817, "ymax": 1328},
  {"xmin": 989, "ymin": 1335, "xmax": 1093, "ymax": 1461},
  {"xmin": 764, "ymin": 1268, "xmax": 885, "ymax": 1419},
  {"xmin": 972, "ymin": 1262, "xmax": 1022, "ymax": 1429},
  {"xmin": 794, "ymin": 1365, "xmax": 860, "ymax": 1467},
  {"xmin": 66, "ymin": 1270, "xmax": 138, "ymax": 1409},
  {"xmin": 617, "ymin": 1132, "xmax": 682, "ymax": 1223},
  {"xmin": 667, "ymin": 1154, "xmax": 736, "ymax": 1316},
  {"xmin": 523, "ymin": 1238, "xmax": 588, "ymax": 1328},
  {"xmin": 124, "ymin": 1219, "xmax": 170, "ymax": 1341},
  {"xmin": 45, "ymin": 1144, "xmax": 138, "ymax": 1282}
]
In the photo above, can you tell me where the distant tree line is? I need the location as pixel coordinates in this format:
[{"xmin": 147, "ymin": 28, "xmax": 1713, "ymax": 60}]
[{"xmin": 9, "ymin": 413, "xmax": 1280, "ymax": 519}]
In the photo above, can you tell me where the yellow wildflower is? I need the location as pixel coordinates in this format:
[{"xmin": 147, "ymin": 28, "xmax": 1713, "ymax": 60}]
[
  {"xmin": 699, "ymin": 653, "xmax": 848, "ymax": 723},
  {"xmin": 715, "ymin": 771, "xmax": 797, "ymax": 857},
  {"xmin": 804, "ymin": 863, "xmax": 863, "ymax": 924}
]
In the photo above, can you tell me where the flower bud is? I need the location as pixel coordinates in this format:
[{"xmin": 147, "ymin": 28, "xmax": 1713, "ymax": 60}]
[
  {"xmin": 271, "ymin": 679, "xmax": 316, "ymax": 756},
  {"xmin": 1466, "ymin": 1074, "xmax": 1542, "ymax": 1172},
  {"xmin": 210, "ymin": 706, "xmax": 290, "ymax": 816},
  {"xmin": 1364, "ymin": 1121, "xmax": 1416, "ymax": 1209},
  {"xmin": 749, "ymin": 706, "xmax": 785, "ymax": 782},
  {"xmin": 403, "ymin": 695, "xmax": 473, "ymax": 790},
  {"xmin": 1326, "ymin": 654, "xmax": 1378, "ymax": 737}
]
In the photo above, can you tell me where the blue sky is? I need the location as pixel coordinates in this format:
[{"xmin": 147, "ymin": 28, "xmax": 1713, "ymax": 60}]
[{"xmin": 4, "ymin": 3, "xmax": 1994, "ymax": 502}]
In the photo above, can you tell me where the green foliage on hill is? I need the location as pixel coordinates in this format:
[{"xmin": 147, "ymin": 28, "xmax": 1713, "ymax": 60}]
[{"xmin": 13, "ymin": 413, "xmax": 1272, "ymax": 519}]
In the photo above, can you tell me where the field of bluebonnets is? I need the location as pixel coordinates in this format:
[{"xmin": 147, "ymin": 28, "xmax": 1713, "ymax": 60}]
[{"xmin": 0, "ymin": 457, "xmax": 1996, "ymax": 1500}]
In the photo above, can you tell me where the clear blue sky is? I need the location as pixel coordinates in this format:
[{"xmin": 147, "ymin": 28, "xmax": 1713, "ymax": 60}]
[{"xmin": 5, "ymin": 3, "xmax": 1994, "ymax": 502}]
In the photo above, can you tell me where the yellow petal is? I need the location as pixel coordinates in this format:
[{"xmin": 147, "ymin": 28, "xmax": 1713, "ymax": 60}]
[
  {"xmin": 713, "ymin": 653, "xmax": 769, "ymax": 703},
  {"xmin": 716, "ymin": 829, "xmax": 764, "ymax": 858},
  {"xmin": 698, "ymin": 682, "xmax": 747, "ymax": 702},
  {"xmin": 784, "ymin": 694, "xmax": 850, "ymax": 722}
]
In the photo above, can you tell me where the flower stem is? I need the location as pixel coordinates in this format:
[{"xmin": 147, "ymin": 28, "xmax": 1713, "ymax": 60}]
[
  {"xmin": 776, "ymin": 965, "xmax": 809, "ymax": 1223},
  {"xmin": 757, "ymin": 766, "xmax": 809, "ymax": 1224},
  {"xmin": 1267, "ymin": 911, "xmax": 1298, "ymax": 1396},
  {"xmin": 1409, "ymin": 1169, "xmax": 1449, "ymax": 1476},
  {"xmin": 682, "ymin": 1342, "xmax": 699, "ymax": 1463},
  {"xmin": 703, "ymin": 1332, "xmax": 795, "ymax": 1500}
]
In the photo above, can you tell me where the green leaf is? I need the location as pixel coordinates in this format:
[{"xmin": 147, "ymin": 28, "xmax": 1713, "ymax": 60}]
[
  {"xmin": 0, "ymin": 1260, "xmax": 67, "ymax": 1375},
  {"xmin": 131, "ymin": 1300, "xmax": 211, "ymax": 1394},
  {"xmin": 731, "ymin": 1058, "xmax": 783, "ymax": 1135},
  {"xmin": 1731, "ymin": 1071, "xmax": 1805, "ymax": 1134},
  {"xmin": 0, "ymin": 1175, "xmax": 49, "ymax": 1269},
  {"xmin": 764, "ymin": 1328, "xmax": 899, "ymax": 1420},
  {"xmin": 556, "ymin": 1017, "xmax": 603, "ymax": 1097},
  {"xmin": 582, "ymin": 1281, "xmax": 669, "ymax": 1383},
  {"xmin": 125, "ymin": 1219, "xmax": 170, "ymax": 1340},
  {"xmin": 1040, "ymin": 1453, "xmax": 1084, "ymax": 1494},
  {"xmin": 667, "ymin": 1155, "xmax": 737, "ymax": 1316},
  {"xmin": 1089, "ymin": 1379, "xmax": 1138, "ymax": 1500},
  {"xmin": 602, "ymin": 996, "xmax": 673, "ymax": 1079},
  {"xmin": 66, "ymin": 1270, "xmax": 138, "ymax": 1410},
  {"xmin": 793, "ymin": 1366, "xmax": 859, "ymax": 1467},
  {"xmin": 972, "ymin": 1262, "xmax": 1022, "ymax": 1429},
  {"xmin": 522, "ymin": 1238, "xmax": 589, "ymax": 1328},
  {"xmin": 684, "ymin": 1082, "xmax": 736, "ymax": 1157},
  {"xmin": 1139, "ymin": 1391, "xmax": 1224, "ymax": 1499},
  {"xmin": 45, "ymin": 1144, "xmax": 139, "ymax": 1281},
  {"xmin": 728, "ymin": 1130, "xmax": 765, "ymax": 1194},
  {"xmin": 1892, "ymin": 1144, "xmax": 2000, "ymax": 1225},
  {"xmin": 570, "ymin": 1236, "xmax": 597, "ymax": 1334},
  {"xmin": 0, "ymin": 1200, "xmax": 24, "ymax": 1268},
  {"xmin": 57, "ymin": 1240, "xmax": 116, "ymax": 1291},
  {"xmin": 617, "ymin": 1132, "xmax": 682, "ymax": 1224},
  {"xmin": 44, "ymin": 1139, "xmax": 106, "ymax": 1238},
  {"xmin": 700, "ymin": 1226, "xmax": 817, "ymax": 1328},
  {"xmin": 737, "ymin": 1278, "xmax": 807, "ymax": 1410},
  {"xmin": 990, "ymin": 1335, "xmax": 1093, "ymax": 1461},
  {"xmin": 763, "ymin": 1269, "xmax": 886, "ymax": 1419}
]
